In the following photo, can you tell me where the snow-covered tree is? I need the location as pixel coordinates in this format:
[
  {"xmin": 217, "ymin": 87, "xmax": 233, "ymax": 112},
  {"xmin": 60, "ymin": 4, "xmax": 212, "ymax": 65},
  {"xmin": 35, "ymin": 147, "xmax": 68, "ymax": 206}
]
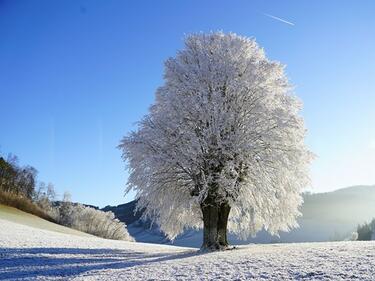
[
  {"xmin": 34, "ymin": 182, "xmax": 59, "ymax": 220},
  {"xmin": 69, "ymin": 204, "xmax": 133, "ymax": 241},
  {"xmin": 58, "ymin": 191, "xmax": 74, "ymax": 226},
  {"xmin": 53, "ymin": 194, "xmax": 133, "ymax": 241},
  {"xmin": 119, "ymin": 32, "xmax": 312, "ymax": 250}
]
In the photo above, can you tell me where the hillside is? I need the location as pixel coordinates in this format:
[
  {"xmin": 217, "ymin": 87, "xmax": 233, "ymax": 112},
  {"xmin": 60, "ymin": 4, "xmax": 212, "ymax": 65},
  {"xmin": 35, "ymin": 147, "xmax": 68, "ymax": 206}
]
[
  {"xmin": 103, "ymin": 185, "xmax": 375, "ymax": 247},
  {"xmin": 0, "ymin": 204, "xmax": 91, "ymax": 237},
  {"xmin": 1, "ymin": 215, "xmax": 375, "ymax": 280}
]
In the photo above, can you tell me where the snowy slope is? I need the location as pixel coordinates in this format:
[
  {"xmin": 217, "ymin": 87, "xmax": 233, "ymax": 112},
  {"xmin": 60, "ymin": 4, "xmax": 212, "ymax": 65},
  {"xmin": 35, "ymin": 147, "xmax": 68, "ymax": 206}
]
[
  {"xmin": 105, "ymin": 185, "xmax": 375, "ymax": 247},
  {"xmin": 0, "ymin": 204, "xmax": 91, "ymax": 237},
  {"xmin": 1, "ymin": 216, "xmax": 375, "ymax": 280}
]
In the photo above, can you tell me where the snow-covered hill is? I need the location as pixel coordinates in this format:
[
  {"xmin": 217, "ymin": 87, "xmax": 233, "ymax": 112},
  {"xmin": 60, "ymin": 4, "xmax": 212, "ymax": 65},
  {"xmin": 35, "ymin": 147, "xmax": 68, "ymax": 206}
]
[
  {"xmin": 104, "ymin": 185, "xmax": 375, "ymax": 247},
  {"xmin": 1, "ymin": 215, "xmax": 375, "ymax": 280},
  {"xmin": 0, "ymin": 204, "xmax": 91, "ymax": 237}
]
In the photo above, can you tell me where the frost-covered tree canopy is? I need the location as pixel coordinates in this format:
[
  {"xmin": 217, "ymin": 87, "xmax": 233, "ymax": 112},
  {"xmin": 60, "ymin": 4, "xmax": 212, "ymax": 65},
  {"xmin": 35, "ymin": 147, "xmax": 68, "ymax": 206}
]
[{"xmin": 120, "ymin": 32, "xmax": 312, "ymax": 241}]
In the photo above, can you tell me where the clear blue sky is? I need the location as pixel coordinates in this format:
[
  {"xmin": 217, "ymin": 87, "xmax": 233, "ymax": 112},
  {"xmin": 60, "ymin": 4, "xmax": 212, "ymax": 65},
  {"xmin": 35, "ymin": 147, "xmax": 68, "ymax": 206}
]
[{"xmin": 1, "ymin": 0, "xmax": 374, "ymax": 207}]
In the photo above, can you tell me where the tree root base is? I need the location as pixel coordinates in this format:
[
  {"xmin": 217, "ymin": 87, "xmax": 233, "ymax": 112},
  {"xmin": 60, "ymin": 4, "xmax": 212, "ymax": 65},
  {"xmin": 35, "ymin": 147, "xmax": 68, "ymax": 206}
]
[{"xmin": 200, "ymin": 244, "xmax": 237, "ymax": 252}]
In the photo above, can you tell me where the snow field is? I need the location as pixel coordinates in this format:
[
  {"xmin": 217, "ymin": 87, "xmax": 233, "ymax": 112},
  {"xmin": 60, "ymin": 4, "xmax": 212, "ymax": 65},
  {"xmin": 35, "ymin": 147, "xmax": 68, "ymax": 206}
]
[{"xmin": 1, "ymin": 218, "xmax": 375, "ymax": 280}]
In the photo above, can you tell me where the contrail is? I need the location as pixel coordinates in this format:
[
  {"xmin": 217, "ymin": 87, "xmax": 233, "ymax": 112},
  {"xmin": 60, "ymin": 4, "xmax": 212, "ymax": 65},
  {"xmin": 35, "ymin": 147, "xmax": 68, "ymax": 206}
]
[{"xmin": 263, "ymin": 13, "xmax": 295, "ymax": 26}]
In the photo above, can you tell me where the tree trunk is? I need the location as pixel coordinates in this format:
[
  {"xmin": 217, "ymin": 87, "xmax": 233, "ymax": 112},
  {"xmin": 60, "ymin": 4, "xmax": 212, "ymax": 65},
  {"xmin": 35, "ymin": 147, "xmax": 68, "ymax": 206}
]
[
  {"xmin": 201, "ymin": 198, "xmax": 231, "ymax": 250},
  {"xmin": 217, "ymin": 202, "xmax": 230, "ymax": 246}
]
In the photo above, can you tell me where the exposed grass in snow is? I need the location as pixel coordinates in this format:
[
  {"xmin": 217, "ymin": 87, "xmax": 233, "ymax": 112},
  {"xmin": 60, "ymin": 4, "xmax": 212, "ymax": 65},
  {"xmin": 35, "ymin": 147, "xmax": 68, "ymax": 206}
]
[
  {"xmin": 1, "ymin": 217, "xmax": 375, "ymax": 280},
  {"xmin": 0, "ymin": 191, "xmax": 55, "ymax": 222}
]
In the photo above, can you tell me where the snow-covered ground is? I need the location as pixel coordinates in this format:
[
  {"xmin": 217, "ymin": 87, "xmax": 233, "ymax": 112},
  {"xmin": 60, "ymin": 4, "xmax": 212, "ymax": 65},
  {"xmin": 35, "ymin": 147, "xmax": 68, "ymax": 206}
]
[
  {"xmin": 1, "ymin": 217, "xmax": 375, "ymax": 280},
  {"xmin": 109, "ymin": 186, "xmax": 375, "ymax": 247}
]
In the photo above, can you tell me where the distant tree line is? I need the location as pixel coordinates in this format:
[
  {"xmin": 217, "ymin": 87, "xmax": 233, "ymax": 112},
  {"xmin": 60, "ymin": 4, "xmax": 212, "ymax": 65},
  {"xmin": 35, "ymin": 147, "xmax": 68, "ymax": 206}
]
[{"xmin": 357, "ymin": 219, "xmax": 375, "ymax": 241}]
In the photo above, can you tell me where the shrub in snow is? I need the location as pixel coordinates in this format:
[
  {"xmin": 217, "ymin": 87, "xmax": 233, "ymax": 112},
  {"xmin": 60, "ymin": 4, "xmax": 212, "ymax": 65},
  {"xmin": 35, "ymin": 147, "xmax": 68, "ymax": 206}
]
[
  {"xmin": 69, "ymin": 204, "xmax": 134, "ymax": 241},
  {"xmin": 35, "ymin": 196, "xmax": 59, "ymax": 220},
  {"xmin": 350, "ymin": 232, "xmax": 359, "ymax": 241},
  {"xmin": 57, "ymin": 192, "xmax": 75, "ymax": 227},
  {"xmin": 34, "ymin": 185, "xmax": 133, "ymax": 241},
  {"xmin": 34, "ymin": 183, "xmax": 59, "ymax": 220},
  {"xmin": 54, "ymin": 200, "xmax": 133, "ymax": 241},
  {"xmin": 120, "ymin": 32, "xmax": 312, "ymax": 250}
]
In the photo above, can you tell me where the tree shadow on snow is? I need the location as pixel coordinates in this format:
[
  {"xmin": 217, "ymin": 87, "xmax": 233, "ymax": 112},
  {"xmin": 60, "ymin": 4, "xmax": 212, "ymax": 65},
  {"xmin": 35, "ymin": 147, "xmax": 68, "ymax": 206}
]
[{"xmin": 0, "ymin": 247, "xmax": 200, "ymax": 280}]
